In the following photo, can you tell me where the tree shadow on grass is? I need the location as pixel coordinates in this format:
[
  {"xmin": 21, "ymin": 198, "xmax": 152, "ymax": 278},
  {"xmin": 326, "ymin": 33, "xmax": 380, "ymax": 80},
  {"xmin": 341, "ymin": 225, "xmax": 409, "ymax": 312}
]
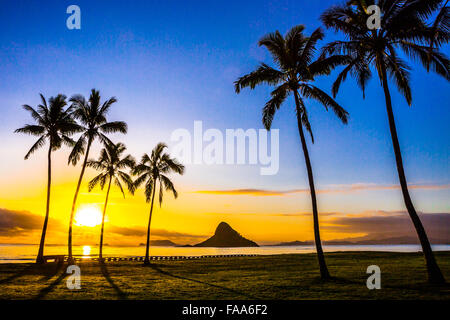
[
  {"xmin": 0, "ymin": 261, "xmax": 64, "ymax": 285},
  {"xmin": 39, "ymin": 260, "xmax": 65, "ymax": 281},
  {"xmin": 0, "ymin": 264, "xmax": 36, "ymax": 285},
  {"xmin": 147, "ymin": 263, "xmax": 259, "ymax": 299},
  {"xmin": 100, "ymin": 262, "xmax": 128, "ymax": 300},
  {"xmin": 34, "ymin": 266, "xmax": 68, "ymax": 300}
]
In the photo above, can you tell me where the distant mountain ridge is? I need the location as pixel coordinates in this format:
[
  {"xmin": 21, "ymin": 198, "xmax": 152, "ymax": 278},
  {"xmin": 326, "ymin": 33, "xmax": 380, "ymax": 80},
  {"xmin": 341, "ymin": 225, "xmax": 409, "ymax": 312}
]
[
  {"xmin": 272, "ymin": 236, "xmax": 449, "ymax": 246},
  {"xmin": 195, "ymin": 222, "xmax": 259, "ymax": 247}
]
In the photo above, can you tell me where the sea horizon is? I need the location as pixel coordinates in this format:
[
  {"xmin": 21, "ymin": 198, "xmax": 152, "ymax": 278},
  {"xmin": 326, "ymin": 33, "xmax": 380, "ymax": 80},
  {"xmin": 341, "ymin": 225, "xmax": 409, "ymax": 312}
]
[{"xmin": 1, "ymin": 244, "xmax": 449, "ymax": 264}]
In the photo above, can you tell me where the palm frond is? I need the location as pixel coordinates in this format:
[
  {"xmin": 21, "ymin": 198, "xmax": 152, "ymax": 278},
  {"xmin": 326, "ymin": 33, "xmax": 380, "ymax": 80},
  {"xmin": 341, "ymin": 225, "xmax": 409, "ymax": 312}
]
[
  {"xmin": 15, "ymin": 124, "xmax": 45, "ymax": 136},
  {"xmin": 301, "ymin": 85, "xmax": 349, "ymax": 124},
  {"xmin": 114, "ymin": 177, "xmax": 125, "ymax": 198},
  {"xmin": 99, "ymin": 97, "xmax": 118, "ymax": 116},
  {"xmin": 21, "ymin": 105, "xmax": 44, "ymax": 123},
  {"xmin": 400, "ymin": 41, "xmax": 450, "ymax": 80},
  {"xmin": 258, "ymin": 31, "xmax": 291, "ymax": 70},
  {"xmin": 88, "ymin": 173, "xmax": 106, "ymax": 191},
  {"xmin": 68, "ymin": 134, "xmax": 87, "ymax": 165},
  {"xmin": 118, "ymin": 171, "xmax": 136, "ymax": 194},
  {"xmin": 309, "ymin": 54, "xmax": 353, "ymax": 77},
  {"xmin": 428, "ymin": 3, "xmax": 450, "ymax": 51},
  {"xmin": 99, "ymin": 121, "xmax": 128, "ymax": 134},
  {"xmin": 117, "ymin": 154, "xmax": 136, "ymax": 170},
  {"xmin": 61, "ymin": 135, "xmax": 76, "ymax": 147},
  {"xmin": 160, "ymin": 153, "xmax": 185, "ymax": 175},
  {"xmin": 262, "ymin": 84, "xmax": 289, "ymax": 130},
  {"xmin": 234, "ymin": 63, "xmax": 284, "ymax": 93},
  {"xmin": 133, "ymin": 172, "xmax": 149, "ymax": 188},
  {"xmin": 299, "ymin": 27, "xmax": 325, "ymax": 67},
  {"xmin": 144, "ymin": 179, "xmax": 154, "ymax": 203},
  {"xmin": 384, "ymin": 48, "xmax": 413, "ymax": 105},
  {"xmin": 160, "ymin": 174, "xmax": 178, "ymax": 199},
  {"xmin": 24, "ymin": 135, "xmax": 46, "ymax": 159}
]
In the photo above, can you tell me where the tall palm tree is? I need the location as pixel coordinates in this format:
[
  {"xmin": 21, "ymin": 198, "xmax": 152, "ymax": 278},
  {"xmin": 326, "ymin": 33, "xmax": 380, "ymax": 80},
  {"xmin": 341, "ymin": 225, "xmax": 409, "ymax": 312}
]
[
  {"xmin": 235, "ymin": 25, "xmax": 350, "ymax": 280},
  {"xmin": 321, "ymin": 0, "xmax": 449, "ymax": 284},
  {"xmin": 67, "ymin": 89, "xmax": 128, "ymax": 264},
  {"xmin": 15, "ymin": 94, "xmax": 80, "ymax": 264},
  {"xmin": 87, "ymin": 142, "xmax": 135, "ymax": 261},
  {"xmin": 133, "ymin": 143, "xmax": 185, "ymax": 265}
]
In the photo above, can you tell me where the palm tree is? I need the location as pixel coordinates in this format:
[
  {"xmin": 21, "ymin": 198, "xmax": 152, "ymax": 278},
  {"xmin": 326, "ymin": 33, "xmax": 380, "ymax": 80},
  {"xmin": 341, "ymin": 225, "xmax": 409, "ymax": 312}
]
[
  {"xmin": 427, "ymin": 0, "xmax": 449, "ymax": 69},
  {"xmin": 67, "ymin": 89, "xmax": 128, "ymax": 264},
  {"xmin": 133, "ymin": 143, "xmax": 185, "ymax": 265},
  {"xmin": 321, "ymin": 0, "xmax": 449, "ymax": 284},
  {"xmin": 15, "ymin": 94, "xmax": 80, "ymax": 264},
  {"xmin": 87, "ymin": 142, "xmax": 135, "ymax": 261},
  {"xmin": 235, "ymin": 25, "xmax": 350, "ymax": 280}
]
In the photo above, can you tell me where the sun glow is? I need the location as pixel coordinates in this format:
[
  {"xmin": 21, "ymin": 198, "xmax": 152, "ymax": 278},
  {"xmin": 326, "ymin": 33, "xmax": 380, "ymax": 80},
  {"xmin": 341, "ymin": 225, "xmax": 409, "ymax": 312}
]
[
  {"xmin": 75, "ymin": 205, "xmax": 103, "ymax": 227},
  {"xmin": 82, "ymin": 245, "xmax": 91, "ymax": 256}
]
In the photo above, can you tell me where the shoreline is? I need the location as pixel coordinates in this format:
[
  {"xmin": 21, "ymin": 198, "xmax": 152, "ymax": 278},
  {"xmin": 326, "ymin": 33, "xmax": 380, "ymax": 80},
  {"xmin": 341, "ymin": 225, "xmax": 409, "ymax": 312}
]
[{"xmin": 2, "ymin": 247, "xmax": 450, "ymax": 264}]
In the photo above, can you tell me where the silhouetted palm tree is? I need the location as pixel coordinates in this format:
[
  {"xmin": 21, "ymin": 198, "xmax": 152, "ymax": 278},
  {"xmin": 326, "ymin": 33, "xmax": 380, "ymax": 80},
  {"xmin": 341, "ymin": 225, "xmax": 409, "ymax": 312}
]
[
  {"xmin": 133, "ymin": 143, "xmax": 185, "ymax": 265},
  {"xmin": 15, "ymin": 94, "xmax": 81, "ymax": 264},
  {"xmin": 67, "ymin": 89, "xmax": 128, "ymax": 264},
  {"xmin": 235, "ymin": 25, "xmax": 350, "ymax": 280},
  {"xmin": 87, "ymin": 142, "xmax": 135, "ymax": 261},
  {"xmin": 427, "ymin": 0, "xmax": 449, "ymax": 69},
  {"xmin": 321, "ymin": 0, "xmax": 449, "ymax": 284}
]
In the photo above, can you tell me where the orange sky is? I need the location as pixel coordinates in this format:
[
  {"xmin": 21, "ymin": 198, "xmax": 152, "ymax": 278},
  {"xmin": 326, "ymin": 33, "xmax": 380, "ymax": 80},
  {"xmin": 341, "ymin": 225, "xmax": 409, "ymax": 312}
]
[{"xmin": 1, "ymin": 142, "xmax": 448, "ymax": 247}]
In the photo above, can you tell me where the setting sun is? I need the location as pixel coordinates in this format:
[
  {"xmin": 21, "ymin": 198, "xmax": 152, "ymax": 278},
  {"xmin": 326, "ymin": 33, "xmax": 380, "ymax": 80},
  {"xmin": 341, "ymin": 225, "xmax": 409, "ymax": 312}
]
[
  {"xmin": 82, "ymin": 245, "xmax": 91, "ymax": 256},
  {"xmin": 74, "ymin": 206, "xmax": 103, "ymax": 227}
]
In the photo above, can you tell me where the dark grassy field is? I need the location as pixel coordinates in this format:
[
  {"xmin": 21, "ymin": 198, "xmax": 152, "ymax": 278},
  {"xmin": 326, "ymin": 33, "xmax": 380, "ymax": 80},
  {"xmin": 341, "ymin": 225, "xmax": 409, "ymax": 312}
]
[{"xmin": 0, "ymin": 251, "xmax": 449, "ymax": 300}]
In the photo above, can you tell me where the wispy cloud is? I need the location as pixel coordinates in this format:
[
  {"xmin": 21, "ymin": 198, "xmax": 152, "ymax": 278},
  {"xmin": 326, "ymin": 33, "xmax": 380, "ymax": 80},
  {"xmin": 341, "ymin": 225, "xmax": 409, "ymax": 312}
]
[
  {"xmin": 194, "ymin": 183, "xmax": 450, "ymax": 196},
  {"xmin": 108, "ymin": 225, "xmax": 206, "ymax": 241},
  {"xmin": 195, "ymin": 189, "xmax": 308, "ymax": 196},
  {"xmin": 322, "ymin": 212, "xmax": 450, "ymax": 243},
  {"xmin": 0, "ymin": 208, "xmax": 62, "ymax": 236}
]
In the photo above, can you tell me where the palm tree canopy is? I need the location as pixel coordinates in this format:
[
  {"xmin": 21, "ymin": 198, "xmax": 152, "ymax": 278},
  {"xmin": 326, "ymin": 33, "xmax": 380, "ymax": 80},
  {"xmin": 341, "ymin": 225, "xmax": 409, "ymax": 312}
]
[
  {"xmin": 320, "ymin": 0, "xmax": 450, "ymax": 103},
  {"xmin": 87, "ymin": 142, "xmax": 136, "ymax": 197},
  {"xmin": 133, "ymin": 142, "xmax": 185, "ymax": 205},
  {"xmin": 234, "ymin": 25, "xmax": 349, "ymax": 141},
  {"xmin": 68, "ymin": 89, "xmax": 128, "ymax": 165},
  {"xmin": 15, "ymin": 94, "xmax": 81, "ymax": 159},
  {"xmin": 428, "ymin": 1, "xmax": 449, "ymax": 65}
]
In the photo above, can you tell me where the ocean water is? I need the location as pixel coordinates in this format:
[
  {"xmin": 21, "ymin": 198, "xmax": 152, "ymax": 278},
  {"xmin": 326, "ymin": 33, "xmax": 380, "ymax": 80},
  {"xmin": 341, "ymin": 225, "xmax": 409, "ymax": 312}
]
[{"xmin": 0, "ymin": 244, "xmax": 449, "ymax": 263}]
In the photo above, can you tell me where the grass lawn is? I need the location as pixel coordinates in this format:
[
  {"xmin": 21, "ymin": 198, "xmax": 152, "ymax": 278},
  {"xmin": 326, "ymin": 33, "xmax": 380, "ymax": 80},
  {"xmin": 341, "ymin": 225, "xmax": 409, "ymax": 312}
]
[{"xmin": 0, "ymin": 251, "xmax": 449, "ymax": 300}]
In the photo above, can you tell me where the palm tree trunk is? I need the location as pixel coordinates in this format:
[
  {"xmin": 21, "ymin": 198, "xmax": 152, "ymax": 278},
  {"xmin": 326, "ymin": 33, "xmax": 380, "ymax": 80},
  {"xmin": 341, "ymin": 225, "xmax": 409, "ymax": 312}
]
[
  {"xmin": 68, "ymin": 138, "xmax": 93, "ymax": 264},
  {"xmin": 36, "ymin": 144, "xmax": 52, "ymax": 264},
  {"xmin": 144, "ymin": 181, "xmax": 157, "ymax": 265},
  {"xmin": 99, "ymin": 176, "xmax": 112, "ymax": 262},
  {"xmin": 293, "ymin": 90, "xmax": 330, "ymax": 280},
  {"xmin": 380, "ymin": 64, "xmax": 445, "ymax": 284}
]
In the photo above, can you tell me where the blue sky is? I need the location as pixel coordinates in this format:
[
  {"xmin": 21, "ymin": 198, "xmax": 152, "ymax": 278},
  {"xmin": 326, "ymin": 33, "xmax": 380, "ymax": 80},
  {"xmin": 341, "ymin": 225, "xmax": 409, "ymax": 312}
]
[{"xmin": 1, "ymin": 0, "xmax": 449, "ymax": 216}]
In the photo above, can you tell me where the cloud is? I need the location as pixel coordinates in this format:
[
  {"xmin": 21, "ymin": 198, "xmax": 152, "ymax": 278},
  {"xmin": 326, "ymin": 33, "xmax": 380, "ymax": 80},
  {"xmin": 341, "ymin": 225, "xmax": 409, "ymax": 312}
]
[
  {"xmin": 195, "ymin": 189, "xmax": 308, "ymax": 196},
  {"xmin": 108, "ymin": 225, "xmax": 206, "ymax": 241},
  {"xmin": 194, "ymin": 183, "xmax": 450, "ymax": 196},
  {"xmin": 322, "ymin": 212, "xmax": 450, "ymax": 243},
  {"xmin": 0, "ymin": 208, "xmax": 205, "ymax": 243},
  {"xmin": 0, "ymin": 208, "xmax": 62, "ymax": 236},
  {"xmin": 204, "ymin": 211, "xmax": 341, "ymax": 217}
]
